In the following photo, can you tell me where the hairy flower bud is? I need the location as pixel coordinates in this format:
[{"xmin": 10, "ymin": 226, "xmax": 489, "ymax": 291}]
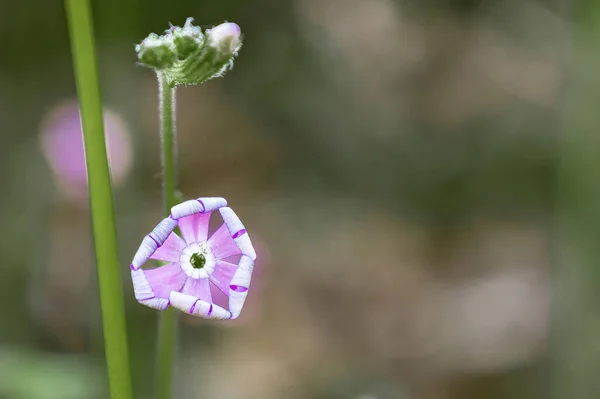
[
  {"xmin": 135, "ymin": 18, "xmax": 242, "ymax": 87},
  {"xmin": 172, "ymin": 17, "xmax": 204, "ymax": 60},
  {"xmin": 206, "ymin": 22, "xmax": 242, "ymax": 61},
  {"xmin": 135, "ymin": 33, "xmax": 177, "ymax": 70}
]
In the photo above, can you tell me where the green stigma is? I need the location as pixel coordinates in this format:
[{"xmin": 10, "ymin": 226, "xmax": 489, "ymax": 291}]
[{"xmin": 190, "ymin": 252, "xmax": 206, "ymax": 269}]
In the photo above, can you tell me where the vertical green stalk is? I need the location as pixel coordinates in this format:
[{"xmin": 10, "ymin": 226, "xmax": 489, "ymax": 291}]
[
  {"xmin": 156, "ymin": 73, "xmax": 178, "ymax": 399},
  {"xmin": 553, "ymin": 2, "xmax": 600, "ymax": 398},
  {"xmin": 64, "ymin": 1, "xmax": 133, "ymax": 399},
  {"xmin": 158, "ymin": 74, "xmax": 178, "ymax": 212}
]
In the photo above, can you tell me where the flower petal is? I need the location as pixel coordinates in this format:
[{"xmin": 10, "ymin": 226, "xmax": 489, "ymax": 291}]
[
  {"xmin": 178, "ymin": 212, "xmax": 211, "ymax": 245},
  {"xmin": 209, "ymin": 282, "xmax": 229, "ymax": 310},
  {"xmin": 150, "ymin": 232, "xmax": 186, "ymax": 263},
  {"xmin": 149, "ymin": 217, "xmax": 178, "ymax": 245},
  {"xmin": 169, "ymin": 292, "xmax": 231, "ymax": 319},
  {"xmin": 133, "ymin": 217, "xmax": 178, "ymax": 269},
  {"xmin": 170, "ymin": 197, "xmax": 227, "ymax": 219},
  {"xmin": 219, "ymin": 207, "xmax": 256, "ymax": 260},
  {"xmin": 131, "ymin": 263, "xmax": 187, "ymax": 310},
  {"xmin": 144, "ymin": 263, "xmax": 188, "ymax": 298},
  {"xmin": 208, "ymin": 223, "xmax": 242, "ymax": 260},
  {"xmin": 228, "ymin": 255, "xmax": 254, "ymax": 319},
  {"xmin": 209, "ymin": 260, "xmax": 237, "ymax": 295},
  {"xmin": 181, "ymin": 277, "xmax": 212, "ymax": 303},
  {"xmin": 131, "ymin": 236, "xmax": 157, "ymax": 270}
]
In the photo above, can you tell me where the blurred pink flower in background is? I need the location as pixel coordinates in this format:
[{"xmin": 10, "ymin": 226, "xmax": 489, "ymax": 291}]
[
  {"xmin": 32, "ymin": 102, "xmax": 133, "ymax": 348},
  {"xmin": 40, "ymin": 101, "xmax": 133, "ymax": 201}
]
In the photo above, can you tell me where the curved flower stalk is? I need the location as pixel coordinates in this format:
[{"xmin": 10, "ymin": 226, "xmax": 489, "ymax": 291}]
[
  {"xmin": 130, "ymin": 197, "xmax": 256, "ymax": 320},
  {"xmin": 135, "ymin": 18, "xmax": 242, "ymax": 87}
]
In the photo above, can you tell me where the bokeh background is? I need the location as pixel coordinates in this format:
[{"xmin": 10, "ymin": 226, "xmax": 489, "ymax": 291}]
[{"xmin": 3, "ymin": 0, "xmax": 600, "ymax": 398}]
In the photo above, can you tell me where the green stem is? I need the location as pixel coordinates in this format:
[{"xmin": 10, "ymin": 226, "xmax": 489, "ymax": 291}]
[
  {"xmin": 64, "ymin": 1, "xmax": 133, "ymax": 398},
  {"xmin": 552, "ymin": 3, "xmax": 600, "ymax": 397},
  {"xmin": 156, "ymin": 73, "xmax": 178, "ymax": 399},
  {"xmin": 158, "ymin": 74, "xmax": 178, "ymax": 212}
]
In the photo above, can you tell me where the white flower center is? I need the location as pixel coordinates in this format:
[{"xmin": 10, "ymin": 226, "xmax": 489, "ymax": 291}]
[{"xmin": 179, "ymin": 242, "xmax": 216, "ymax": 279}]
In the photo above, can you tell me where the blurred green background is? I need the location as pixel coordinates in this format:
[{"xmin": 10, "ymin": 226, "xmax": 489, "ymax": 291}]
[{"xmin": 2, "ymin": 0, "xmax": 600, "ymax": 398}]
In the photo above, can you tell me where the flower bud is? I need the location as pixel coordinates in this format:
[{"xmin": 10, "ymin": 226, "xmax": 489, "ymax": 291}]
[
  {"xmin": 135, "ymin": 33, "xmax": 177, "ymax": 70},
  {"xmin": 172, "ymin": 17, "xmax": 204, "ymax": 60},
  {"xmin": 206, "ymin": 22, "xmax": 242, "ymax": 61},
  {"xmin": 135, "ymin": 18, "xmax": 243, "ymax": 87}
]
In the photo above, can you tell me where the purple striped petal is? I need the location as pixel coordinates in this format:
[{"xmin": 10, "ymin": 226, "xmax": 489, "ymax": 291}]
[
  {"xmin": 181, "ymin": 277, "xmax": 212, "ymax": 303},
  {"xmin": 209, "ymin": 282, "xmax": 229, "ymax": 309},
  {"xmin": 232, "ymin": 229, "xmax": 246, "ymax": 239},
  {"xmin": 148, "ymin": 217, "xmax": 178, "ymax": 245},
  {"xmin": 178, "ymin": 212, "xmax": 212, "ymax": 245},
  {"xmin": 219, "ymin": 207, "xmax": 256, "ymax": 260},
  {"xmin": 209, "ymin": 260, "xmax": 237, "ymax": 295},
  {"xmin": 228, "ymin": 255, "xmax": 254, "ymax": 319},
  {"xmin": 169, "ymin": 292, "xmax": 231, "ymax": 319},
  {"xmin": 230, "ymin": 285, "xmax": 248, "ymax": 292},
  {"xmin": 208, "ymin": 223, "xmax": 242, "ymax": 260},
  {"xmin": 170, "ymin": 197, "xmax": 227, "ymax": 219},
  {"xmin": 150, "ymin": 232, "xmax": 186, "ymax": 263},
  {"xmin": 131, "ymin": 236, "xmax": 158, "ymax": 270},
  {"xmin": 143, "ymin": 263, "xmax": 187, "ymax": 298}
]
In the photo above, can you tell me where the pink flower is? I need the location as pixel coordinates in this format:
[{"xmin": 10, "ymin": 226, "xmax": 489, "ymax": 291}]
[
  {"xmin": 130, "ymin": 197, "xmax": 256, "ymax": 319},
  {"xmin": 40, "ymin": 101, "xmax": 133, "ymax": 201},
  {"xmin": 183, "ymin": 234, "xmax": 270, "ymax": 328}
]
